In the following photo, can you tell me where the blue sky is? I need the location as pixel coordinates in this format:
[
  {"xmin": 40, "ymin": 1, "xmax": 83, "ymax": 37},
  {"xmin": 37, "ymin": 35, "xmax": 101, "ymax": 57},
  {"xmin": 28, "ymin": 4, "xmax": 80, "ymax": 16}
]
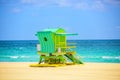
[{"xmin": 0, "ymin": 0, "xmax": 120, "ymax": 40}]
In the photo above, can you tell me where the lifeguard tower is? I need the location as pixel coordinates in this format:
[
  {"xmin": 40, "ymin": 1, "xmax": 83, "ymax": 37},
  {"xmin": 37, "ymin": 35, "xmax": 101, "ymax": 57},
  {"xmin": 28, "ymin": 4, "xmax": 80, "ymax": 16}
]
[{"xmin": 30, "ymin": 28, "xmax": 83, "ymax": 67}]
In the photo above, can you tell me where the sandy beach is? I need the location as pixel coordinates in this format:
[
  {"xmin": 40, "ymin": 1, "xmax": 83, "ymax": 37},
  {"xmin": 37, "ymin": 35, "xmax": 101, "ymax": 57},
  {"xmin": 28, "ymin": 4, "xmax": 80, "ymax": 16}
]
[{"xmin": 0, "ymin": 62, "xmax": 120, "ymax": 80}]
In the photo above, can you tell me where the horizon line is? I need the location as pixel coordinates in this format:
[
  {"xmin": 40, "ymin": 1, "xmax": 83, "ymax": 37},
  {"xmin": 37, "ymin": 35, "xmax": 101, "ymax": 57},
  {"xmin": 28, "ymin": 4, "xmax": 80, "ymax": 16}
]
[{"xmin": 0, "ymin": 39, "xmax": 120, "ymax": 41}]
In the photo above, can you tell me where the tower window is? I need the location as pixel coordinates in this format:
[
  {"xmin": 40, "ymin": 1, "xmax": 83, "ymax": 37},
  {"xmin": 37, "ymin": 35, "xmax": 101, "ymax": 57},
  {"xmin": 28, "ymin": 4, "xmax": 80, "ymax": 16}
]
[{"xmin": 44, "ymin": 37, "xmax": 47, "ymax": 41}]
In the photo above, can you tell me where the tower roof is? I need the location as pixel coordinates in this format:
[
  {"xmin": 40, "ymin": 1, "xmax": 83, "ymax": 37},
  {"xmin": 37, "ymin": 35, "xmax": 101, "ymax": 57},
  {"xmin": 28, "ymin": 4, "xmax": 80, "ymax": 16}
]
[
  {"xmin": 43, "ymin": 28, "xmax": 65, "ymax": 33},
  {"xmin": 36, "ymin": 28, "xmax": 78, "ymax": 36}
]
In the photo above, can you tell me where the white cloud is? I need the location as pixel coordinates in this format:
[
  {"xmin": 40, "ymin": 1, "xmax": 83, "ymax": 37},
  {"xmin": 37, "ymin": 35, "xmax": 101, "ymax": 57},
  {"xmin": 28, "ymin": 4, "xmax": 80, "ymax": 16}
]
[
  {"xmin": 21, "ymin": 0, "xmax": 50, "ymax": 6},
  {"xmin": 21, "ymin": 0, "xmax": 72, "ymax": 7},
  {"xmin": 21, "ymin": 0, "xmax": 37, "ymax": 4},
  {"xmin": 12, "ymin": 8, "xmax": 21, "ymax": 13},
  {"xmin": 105, "ymin": 0, "xmax": 120, "ymax": 5},
  {"xmin": 20, "ymin": 0, "xmax": 107, "ymax": 10},
  {"xmin": 75, "ymin": 2, "xmax": 89, "ymax": 9},
  {"xmin": 55, "ymin": 0, "xmax": 90, "ymax": 9},
  {"xmin": 55, "ymin": 0, "xmax": 71, "ymax": 7},
  {"xmin": 92, "ymin": 0, "xmax": 105, "ymax": 10}
]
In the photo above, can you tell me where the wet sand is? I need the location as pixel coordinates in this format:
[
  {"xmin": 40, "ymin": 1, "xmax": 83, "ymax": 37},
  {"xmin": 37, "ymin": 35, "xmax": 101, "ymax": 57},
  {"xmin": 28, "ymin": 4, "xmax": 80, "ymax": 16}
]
[{"xmin": 0, "ymin": 62, "xmax": 120, "ymax": 80}]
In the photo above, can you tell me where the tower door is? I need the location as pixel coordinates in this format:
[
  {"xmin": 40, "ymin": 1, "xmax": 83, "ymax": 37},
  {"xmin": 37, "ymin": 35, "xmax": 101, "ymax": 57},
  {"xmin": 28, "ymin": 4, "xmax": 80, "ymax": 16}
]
[{"xmin": 37, "ymin": 32, "xmax": 55, "ymax": 53}]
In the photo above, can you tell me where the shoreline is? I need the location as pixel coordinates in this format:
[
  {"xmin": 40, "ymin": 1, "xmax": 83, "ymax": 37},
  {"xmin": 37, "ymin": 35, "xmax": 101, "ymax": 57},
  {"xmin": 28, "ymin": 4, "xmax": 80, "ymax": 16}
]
[{"xmin": 0, "ymin": 62, "xmax": 120, "ymax": 80}]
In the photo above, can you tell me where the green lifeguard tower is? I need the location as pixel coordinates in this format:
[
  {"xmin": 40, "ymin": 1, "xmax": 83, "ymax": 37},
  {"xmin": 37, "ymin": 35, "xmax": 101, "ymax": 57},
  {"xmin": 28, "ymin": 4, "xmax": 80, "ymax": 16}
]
[{"xmin": 30, "ymin": 28, "xmax": 83, "ymax": 67}]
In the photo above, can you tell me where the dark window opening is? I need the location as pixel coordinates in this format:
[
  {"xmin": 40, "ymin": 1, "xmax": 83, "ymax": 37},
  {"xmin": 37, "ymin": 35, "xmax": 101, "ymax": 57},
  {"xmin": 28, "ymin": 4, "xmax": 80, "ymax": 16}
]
[{"xmin": 44, "ymin": 37, "xmax": 47, "ymax": 41}]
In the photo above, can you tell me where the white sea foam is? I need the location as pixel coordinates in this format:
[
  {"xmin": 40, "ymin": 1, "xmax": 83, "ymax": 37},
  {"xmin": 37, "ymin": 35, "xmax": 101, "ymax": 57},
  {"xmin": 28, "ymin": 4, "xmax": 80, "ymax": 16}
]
[
  {"xmin": 10, "ymin": 56, "xmax": 19, "ymax": 59},
  {"xmin": 81, "ymin": 56, "xmax": 120, "ymax": 60},
  {"xmin": 8, "ymin": 55, "xmax": 37, "ymax": 59},
  {"xmin": 19, "ymin": 47, "xmax": 23, "ymax": 50},
  {"xmin": 20, "ymin": 56, "xmax": 30, "ymax": 58},
  {"xmin": 81, "ymin": 56, "xmax": 100, "ymax": 58},
  {"xmin": 102, "ymin": 56, "xmax": 120, "ymax": 60}
]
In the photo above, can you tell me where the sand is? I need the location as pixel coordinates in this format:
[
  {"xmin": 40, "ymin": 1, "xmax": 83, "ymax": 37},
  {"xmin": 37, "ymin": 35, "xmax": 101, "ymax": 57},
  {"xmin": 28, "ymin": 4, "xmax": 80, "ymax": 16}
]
[{"xmin": 0, "ymin": 62, "xmax": 120, "ymax": 80}]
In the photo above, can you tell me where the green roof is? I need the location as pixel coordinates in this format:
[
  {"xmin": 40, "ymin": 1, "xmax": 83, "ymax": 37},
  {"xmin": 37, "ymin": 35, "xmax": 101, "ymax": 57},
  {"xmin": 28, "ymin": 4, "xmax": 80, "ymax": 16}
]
[
  {"xmin": 36, "ymin": 28, "xmax": 78, "ymax": 36},
  {"xmin": 56, "ymin": 33, "xmax": 78, "ymax": 36},
  {"xmin": 43, "ymin": 28, "xmax": 59, "ymax": 32},
  {"xmin": 43, "ymin": 28, "xmax": 65, "ymax": 33}
]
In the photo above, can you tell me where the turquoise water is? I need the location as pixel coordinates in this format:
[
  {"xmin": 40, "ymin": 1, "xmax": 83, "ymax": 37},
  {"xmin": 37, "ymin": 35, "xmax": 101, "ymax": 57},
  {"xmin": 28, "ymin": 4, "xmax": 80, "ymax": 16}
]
[{"xmin": 0, "ymin": 40, "xmax": 120, "ymax": 63}]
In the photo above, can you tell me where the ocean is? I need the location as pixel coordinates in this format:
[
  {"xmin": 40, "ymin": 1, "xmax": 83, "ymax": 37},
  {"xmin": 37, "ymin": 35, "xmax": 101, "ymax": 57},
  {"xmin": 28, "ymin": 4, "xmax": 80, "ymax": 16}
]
[{"xmin": 0, "ymin": 40, "xmax": 120, "ymax": 63}]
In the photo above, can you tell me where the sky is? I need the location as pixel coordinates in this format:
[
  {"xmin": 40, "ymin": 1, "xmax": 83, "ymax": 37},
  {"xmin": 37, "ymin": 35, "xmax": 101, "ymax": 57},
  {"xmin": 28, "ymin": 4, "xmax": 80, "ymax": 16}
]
[{"xmin": 0, "ymin": 0, "xmax": 120, "ymax": 40}]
